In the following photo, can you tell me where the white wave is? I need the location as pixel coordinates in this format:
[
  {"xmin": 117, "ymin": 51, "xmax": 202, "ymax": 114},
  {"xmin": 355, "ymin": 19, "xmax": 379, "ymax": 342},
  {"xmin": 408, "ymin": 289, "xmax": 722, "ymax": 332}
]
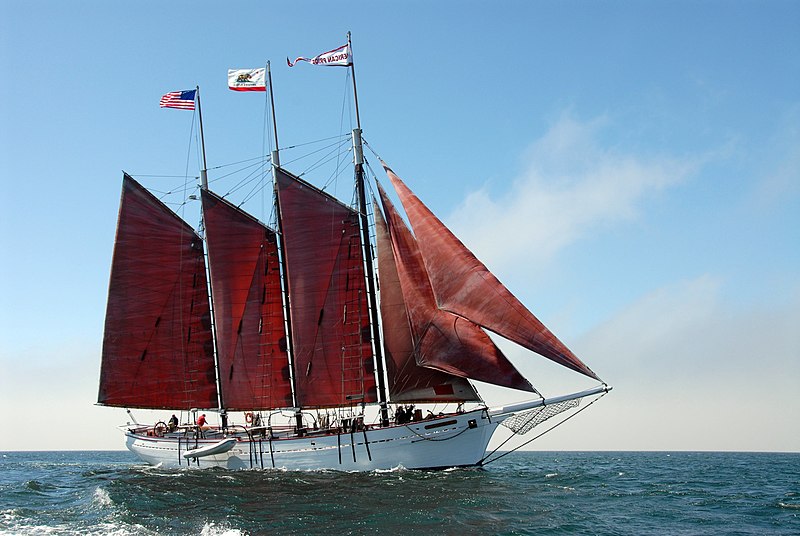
[
  {"xmin": 545, "ymin": 472, "xmax": 558, "ymax": 478},
  {"xmin": 92, "ymin": 487, "xmax": 113, "ymax": 508},
  {"xmin": 200, "ymin": 521, "xmax": 248, "ymax": 536},
  {"xmin": 0, "ymin": 519, "xmax": 153, "ymax": 536},
  {"xmin": 778, "ymin": 502, "xmax": 800, "ymax": 509},
  {"xmin": 373, "ymin": 464, "xmax": 407, "ymax": 474}
]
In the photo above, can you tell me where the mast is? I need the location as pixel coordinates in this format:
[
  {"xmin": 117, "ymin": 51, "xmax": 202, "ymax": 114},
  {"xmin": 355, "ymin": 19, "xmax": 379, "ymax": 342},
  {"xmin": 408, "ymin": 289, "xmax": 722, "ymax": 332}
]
[
  {"xmin": 196, "ymin": 86, "xmax": 225, "ymax": 417},
  {"xmin": 348, "ymin": 32, "xmax": 390, "ymax": 427},
  {"xmin": 267, "ymin": 62, "xmax": 302, "ymax": 424}
]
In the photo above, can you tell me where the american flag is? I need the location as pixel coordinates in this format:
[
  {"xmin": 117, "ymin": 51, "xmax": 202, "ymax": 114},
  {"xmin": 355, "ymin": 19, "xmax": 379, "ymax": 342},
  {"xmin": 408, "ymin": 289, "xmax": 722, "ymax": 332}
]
[{"xmin": 159, "ymin": 89, "xmax": 196, "ymax": 110}]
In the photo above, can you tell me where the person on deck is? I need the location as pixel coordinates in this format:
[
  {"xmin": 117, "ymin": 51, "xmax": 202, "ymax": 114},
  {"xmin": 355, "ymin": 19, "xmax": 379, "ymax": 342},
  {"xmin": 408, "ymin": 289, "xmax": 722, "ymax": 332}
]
[
  {"xmin": 395, "ymin": 405, "xmax": 406, "ymax": 424},
  {"xmin": 197, "ymin": 413, "xmax": 209, "ymax": 430},
  {"xmin": 168, "ymin": 414, "xmax": 179, "ymax": 432}
]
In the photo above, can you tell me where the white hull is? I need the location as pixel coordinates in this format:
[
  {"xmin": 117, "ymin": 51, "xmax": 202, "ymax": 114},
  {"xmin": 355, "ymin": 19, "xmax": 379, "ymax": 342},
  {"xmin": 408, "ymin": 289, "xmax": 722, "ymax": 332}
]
[{"xmin": 125, "ymin": 408, "xmax": 499, "ymax": 471}]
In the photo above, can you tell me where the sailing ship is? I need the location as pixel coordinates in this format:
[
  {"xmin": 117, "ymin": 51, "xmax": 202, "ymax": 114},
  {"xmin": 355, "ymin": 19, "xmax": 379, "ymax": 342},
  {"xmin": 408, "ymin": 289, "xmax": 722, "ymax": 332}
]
[{"xmin": 98, "ymin": 39, "xmax": 610, "ymax": 470}]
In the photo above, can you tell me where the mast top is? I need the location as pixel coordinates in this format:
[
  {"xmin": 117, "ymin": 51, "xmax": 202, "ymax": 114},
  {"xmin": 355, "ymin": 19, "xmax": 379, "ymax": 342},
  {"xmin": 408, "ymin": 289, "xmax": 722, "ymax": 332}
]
[{"xmin": 196, "ymin": 85, "xmax": 209, "ymax": 189}]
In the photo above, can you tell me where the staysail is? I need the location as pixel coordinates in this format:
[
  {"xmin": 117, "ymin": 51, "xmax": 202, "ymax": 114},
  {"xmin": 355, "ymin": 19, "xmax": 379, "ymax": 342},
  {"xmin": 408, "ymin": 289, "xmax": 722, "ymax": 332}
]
[
  {"xmin": 377, "ymin": 183, "xmax": 534, "ymax": 392},
  {"xmin": 374, "ymin": 198, "xmax": 480, "ymax": 402},
  {"xmin": 384, "ymin": 164, "xmax": 600, "ymax": 381},
  {"xmin": 275, "ymin": 168, "xmax": 378, "ymax": 407},
  {"xmin": 201, "ymin": 189, "xmax": 293, "ymax": 411},
  {"xmin": 98, "ymin": 174, "xmax": 218, "ymax": 409}
]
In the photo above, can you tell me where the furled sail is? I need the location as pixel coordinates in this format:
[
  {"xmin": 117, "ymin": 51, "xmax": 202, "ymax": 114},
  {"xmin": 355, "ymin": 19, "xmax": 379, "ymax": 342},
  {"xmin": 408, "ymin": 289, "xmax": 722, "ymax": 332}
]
[
  {"xmin": 275, "ymin": 168, "xmax": 378, "ymax": 407},
  {"xmin": 383, "ymin": 164, "xmax": 600, "ymax": 381},
  {"xmin": 99, "ymin": 174, "xmax": 218, "ymax": 409},
  {"xmin": 374, "ymin": 198, "xmax": 481, "ymax": 402},
  {"xmin": 201, "ymin": 189, "xmax": 293, "ymax": 411},
  {"xmin": 377, "ymin": 184, "xmax": 534, "ymax": 392}
]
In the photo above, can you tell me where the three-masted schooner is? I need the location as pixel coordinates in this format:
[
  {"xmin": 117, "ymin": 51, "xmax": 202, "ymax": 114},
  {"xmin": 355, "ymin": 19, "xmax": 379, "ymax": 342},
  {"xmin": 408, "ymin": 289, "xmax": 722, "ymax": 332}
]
[{"xmin": 98, "ymin": 36, "xmax": 610, "ymax": 470}]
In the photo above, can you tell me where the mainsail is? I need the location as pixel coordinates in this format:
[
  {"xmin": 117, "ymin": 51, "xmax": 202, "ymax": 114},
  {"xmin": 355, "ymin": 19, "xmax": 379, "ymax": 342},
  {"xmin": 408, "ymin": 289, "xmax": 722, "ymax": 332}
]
[
  {"xmin": 384, "ymin": 164, "xmax": 600, "ymax": 381},
  {"xmin": 99, "ymin": 175, "xmax": 218, "ymax": 409},
  {"xmin": 274, "ymin": 168, "xmax": 378, "ymax": 407},
  {"xmin": 201, "ymin": 189, "xmax": 292, "ymax": 411}
]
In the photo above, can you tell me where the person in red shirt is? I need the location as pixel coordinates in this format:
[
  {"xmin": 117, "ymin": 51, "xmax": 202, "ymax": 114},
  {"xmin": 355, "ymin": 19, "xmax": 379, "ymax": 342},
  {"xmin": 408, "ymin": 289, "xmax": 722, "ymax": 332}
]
[{"xmin": 197, "ymin": 414, "xmax": 208, "ymax": 429}]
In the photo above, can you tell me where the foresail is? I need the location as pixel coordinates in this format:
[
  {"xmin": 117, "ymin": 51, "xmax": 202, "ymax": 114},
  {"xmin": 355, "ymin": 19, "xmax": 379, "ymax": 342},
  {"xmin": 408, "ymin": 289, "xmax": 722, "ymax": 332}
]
[
  {"xmin": 201, "ymin": 189, "xmax": 293, "ymax": 411},
  {"xmin": 98, "ymin": 174, "xmax": 218, "ymax": 409},
  {"xmin": 377, "ymin": 184, "xmax": 534, "ymax": 392},
  {"xmin": 384, "ymin": 164, "xmax": 600, "ymax": 381},
  {"xmin": 275, "ymin": 168, "xmax": 378, "ymax": 407},
  {"xmin": 374, "ymin": 197, "xmax": 481, "ymax": 402}
]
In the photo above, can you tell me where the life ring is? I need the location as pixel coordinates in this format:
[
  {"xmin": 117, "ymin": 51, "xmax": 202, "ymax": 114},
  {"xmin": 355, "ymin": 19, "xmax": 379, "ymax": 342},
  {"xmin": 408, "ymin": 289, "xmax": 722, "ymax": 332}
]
[{"xmin": 245, "ymin": 412, "xmax": 254, "ymax": 424}]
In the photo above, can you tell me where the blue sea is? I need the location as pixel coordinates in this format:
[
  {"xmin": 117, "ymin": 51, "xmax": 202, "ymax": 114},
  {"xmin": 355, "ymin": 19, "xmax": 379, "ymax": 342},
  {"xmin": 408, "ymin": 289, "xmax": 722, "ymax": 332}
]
[{"xmin": 0, "ymin": 451, "xmax": 797, "ymax": 535}]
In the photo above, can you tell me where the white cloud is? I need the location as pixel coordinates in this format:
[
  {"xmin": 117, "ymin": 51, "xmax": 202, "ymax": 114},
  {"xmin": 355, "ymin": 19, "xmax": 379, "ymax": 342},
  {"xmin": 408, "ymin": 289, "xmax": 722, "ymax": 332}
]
[{"xmin": 448, "ymin": 114, "xmax": 697, "ymax": 272}]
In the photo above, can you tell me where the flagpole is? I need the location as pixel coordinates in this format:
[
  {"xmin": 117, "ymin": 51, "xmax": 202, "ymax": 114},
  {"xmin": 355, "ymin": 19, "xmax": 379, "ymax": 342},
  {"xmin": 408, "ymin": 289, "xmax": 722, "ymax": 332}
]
[
  {"xmin": 196, "ymin": 85, "xmax": 209, "ymax": 189},
  {"xmin": 267, "ymin": 61, "xmax": 281, "ymax": 167},
  {"xmin": 348, "ymin": 32, "xmax": 362, "ymax": 132},
  {"xmin": 348, "ymin": 31, "xmax": 390, "ymax": 427}
]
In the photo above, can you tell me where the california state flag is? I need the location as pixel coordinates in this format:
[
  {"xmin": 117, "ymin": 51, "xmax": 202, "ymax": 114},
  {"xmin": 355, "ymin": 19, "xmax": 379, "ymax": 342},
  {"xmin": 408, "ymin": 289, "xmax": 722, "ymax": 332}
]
[{"xmin": 228, "ymin": 68, "xmax": 267, "ymax": 91}]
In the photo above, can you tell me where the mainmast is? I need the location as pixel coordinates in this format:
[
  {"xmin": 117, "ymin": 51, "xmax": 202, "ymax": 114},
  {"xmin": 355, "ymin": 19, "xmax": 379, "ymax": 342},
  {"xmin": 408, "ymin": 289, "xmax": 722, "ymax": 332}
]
[
  {"xmin": 267, "ymin": 62, "xmax": 302, "ymax": 427},
  {"xmin": 348, "ymin": 32, "xmax": 390, "ymax": 427}
]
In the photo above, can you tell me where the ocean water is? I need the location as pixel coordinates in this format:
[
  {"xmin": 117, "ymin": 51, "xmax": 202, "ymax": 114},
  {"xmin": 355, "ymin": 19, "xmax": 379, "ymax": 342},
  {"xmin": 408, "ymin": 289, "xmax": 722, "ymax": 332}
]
[{"xmin": 0, "ymin": 451, "xmax": 797, "ymax": 535}]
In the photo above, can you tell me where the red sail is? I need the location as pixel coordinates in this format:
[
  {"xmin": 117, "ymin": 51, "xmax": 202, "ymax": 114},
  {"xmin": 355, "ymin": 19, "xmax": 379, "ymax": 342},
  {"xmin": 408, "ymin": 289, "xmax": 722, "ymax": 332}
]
[
  {"xmin": 99, "ymin": 174, "xmax": 218, "ymax": 409},
  {"xmin": 377, "ymin": 184, "xmax": 534, "ymax": 392},
  {"xmin": 384, "ymin": 164, "xmax": 600, "ymax": 381},
  {"xmin": 275, "ymin": 168, "xmax": 377, "ymax": 407},
  {"xmin": 374, "ymin": 197, "xmax": 480, "ymax": 402},
  {"xmin": 202, "ymin": 189, "xmax": 293, "ymax": 411}
]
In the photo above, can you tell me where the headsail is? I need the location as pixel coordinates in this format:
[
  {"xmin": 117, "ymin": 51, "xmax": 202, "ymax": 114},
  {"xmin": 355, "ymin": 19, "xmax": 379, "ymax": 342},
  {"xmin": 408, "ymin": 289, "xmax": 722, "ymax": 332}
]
[
  {"xmin": 384, "ymin": 164, "xmax": 600, "ymax": 381},
  {"xmin": 98, "ymin": 174, "xmax": 218, "ymax": 409},
  {"xmin": 374, "ymin": 197, "xmax": 481, "ymax": 402},
  {"xmin": 201, "ymin": 189, "xmax": 293, "ymax": 411},
  {"xmin": 377, "ymin": 183, "xmax": 534, "ymax": 392},
  {"xmin": 275, "ymin": 168, "xmax": 378, "ymax": 407}
]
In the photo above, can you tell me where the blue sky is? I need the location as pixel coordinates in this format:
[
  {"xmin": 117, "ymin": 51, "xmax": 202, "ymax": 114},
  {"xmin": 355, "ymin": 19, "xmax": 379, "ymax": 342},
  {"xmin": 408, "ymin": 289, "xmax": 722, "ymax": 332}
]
[{"xmin": 1, "ymin": 1, "xmax": 798, "ymax": 451}]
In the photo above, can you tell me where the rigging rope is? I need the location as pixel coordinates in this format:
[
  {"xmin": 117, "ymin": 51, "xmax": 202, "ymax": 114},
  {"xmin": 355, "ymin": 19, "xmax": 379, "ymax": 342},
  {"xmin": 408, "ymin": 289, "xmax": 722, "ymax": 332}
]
[{"xmin": 481, "ymin": 390, "xmax": 609, "ymax": 466}]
